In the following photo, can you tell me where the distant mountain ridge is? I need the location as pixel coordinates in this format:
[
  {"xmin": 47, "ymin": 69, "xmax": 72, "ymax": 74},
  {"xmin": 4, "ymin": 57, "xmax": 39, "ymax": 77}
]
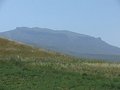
[{"xmin": 0, "ymin": 27, "xmax": 120, "ymax": 61}]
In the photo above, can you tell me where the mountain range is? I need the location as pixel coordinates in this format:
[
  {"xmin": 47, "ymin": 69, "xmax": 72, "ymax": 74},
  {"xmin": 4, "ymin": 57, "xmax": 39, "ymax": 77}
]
[{"xmin": 0, "ymin": 27, "xmax": 120, "ymax": 61}]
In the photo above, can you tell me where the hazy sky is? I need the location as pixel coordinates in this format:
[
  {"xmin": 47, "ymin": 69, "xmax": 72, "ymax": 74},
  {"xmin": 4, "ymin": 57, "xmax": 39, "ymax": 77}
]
[{"xmin": 0, "ymin": 0, "xmax": 120, "ymax": 47}]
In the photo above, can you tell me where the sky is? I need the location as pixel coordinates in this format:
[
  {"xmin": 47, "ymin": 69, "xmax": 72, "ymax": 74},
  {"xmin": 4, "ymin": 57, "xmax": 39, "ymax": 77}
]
[{"xmin": 0, "ymin": 0, "xmax": 120, "ymax": 47}]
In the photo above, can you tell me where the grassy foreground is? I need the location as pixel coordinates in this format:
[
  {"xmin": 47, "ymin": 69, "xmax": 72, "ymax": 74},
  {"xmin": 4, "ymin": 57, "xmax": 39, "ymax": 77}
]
[{"xmin": 0, "ymin": 38, "xmax": 120, "ymax": 90}]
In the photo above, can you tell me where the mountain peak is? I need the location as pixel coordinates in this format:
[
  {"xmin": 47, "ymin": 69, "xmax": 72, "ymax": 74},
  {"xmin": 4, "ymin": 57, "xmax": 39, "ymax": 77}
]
[{"xmin": 0, "ymin": 27, "xmax": 120, "ymax": 60}]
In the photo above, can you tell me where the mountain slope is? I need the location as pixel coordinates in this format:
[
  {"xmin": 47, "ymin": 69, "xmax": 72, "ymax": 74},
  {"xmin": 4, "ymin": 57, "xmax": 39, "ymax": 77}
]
[
  {"xmin": 0, "ymin": 37, "xmax": 63, "ymax": 59},
  {"xmin": 0, "ymin": 38, "xmax": 120, "ymax": 90},
  {"xmin": 0, "ymin": 27, "xmax": 120, "ymax": 60}
]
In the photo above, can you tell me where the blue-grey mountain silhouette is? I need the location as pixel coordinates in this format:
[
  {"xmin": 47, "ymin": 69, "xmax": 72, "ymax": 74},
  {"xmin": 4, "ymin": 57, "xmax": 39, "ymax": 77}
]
[{"xmin": 0, "ymin": 27, "xmax": 120, "ymax": 61}]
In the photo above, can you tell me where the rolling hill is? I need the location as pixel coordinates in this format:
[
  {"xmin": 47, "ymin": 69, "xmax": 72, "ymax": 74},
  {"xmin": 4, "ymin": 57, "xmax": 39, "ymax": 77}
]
[
  {"xmin": 0, "ymin": 27, "xmax": 120, "ymax": 61},
  {"xmin": 0, "ymin": 38, "xmax": 120, "ymax": 90}
]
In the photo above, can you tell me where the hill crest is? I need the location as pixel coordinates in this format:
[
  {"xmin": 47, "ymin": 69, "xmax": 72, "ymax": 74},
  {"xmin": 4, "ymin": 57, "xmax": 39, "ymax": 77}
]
[{"xmin": 0, "ymin": 27, "xmax": 120, "ymax": 61}]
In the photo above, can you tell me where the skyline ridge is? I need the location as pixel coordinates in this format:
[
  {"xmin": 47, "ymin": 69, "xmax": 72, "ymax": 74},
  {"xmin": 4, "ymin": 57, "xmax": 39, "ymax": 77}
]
[
  {"xmin": 0, "ymin": 27, "xmax": 120, "ymax": 61},
  {"xmin": 0, "ymin": 26, "xmax": 119, "ymax": 48}
]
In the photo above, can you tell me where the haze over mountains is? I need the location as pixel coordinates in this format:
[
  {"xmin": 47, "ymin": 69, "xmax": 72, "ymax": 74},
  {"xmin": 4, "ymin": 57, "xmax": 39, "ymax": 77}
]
[{"xmin": 0, "ymin": 27, "xmax": 120, "ymax": 61}]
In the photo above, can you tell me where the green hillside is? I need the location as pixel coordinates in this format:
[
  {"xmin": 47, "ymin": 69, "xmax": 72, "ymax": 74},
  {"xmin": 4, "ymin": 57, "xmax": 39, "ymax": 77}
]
[{"xmin": 0, "ymin": 38, "xmax": 120, "ymax": 90}]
